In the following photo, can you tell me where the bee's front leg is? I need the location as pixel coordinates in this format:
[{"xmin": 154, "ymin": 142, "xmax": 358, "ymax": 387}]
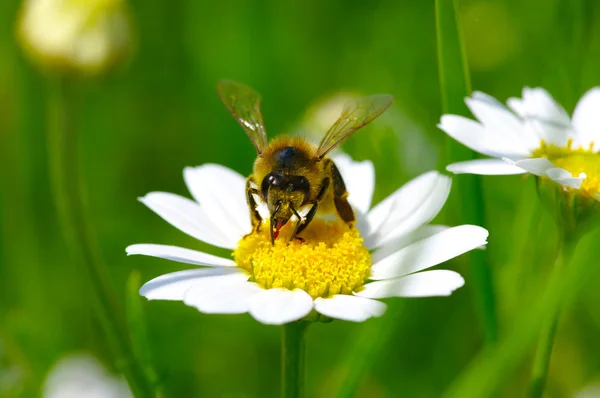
[
  {"xmin": 291, "ymin": 177, "xmax": 330, "ymax": 241},
  {"xmin": 246, "ymin": 176, "xmax": 263, "ymax": 232}
]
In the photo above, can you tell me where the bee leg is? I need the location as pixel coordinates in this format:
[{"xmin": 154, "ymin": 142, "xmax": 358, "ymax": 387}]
[
  {"xmin": 288, "ymin": 205, "xmax": 305, "ymax": 243},
  {"xmin": 292, "ymin": 178, "xmax": 330, "ymax": 240},
  {"xmin": 270, "ymin": 201, "xmax": 282, "ymax": 245},
  {"xmin": 328, "ymin": 159, "xmax": 355, "ymax": 223},
  {"xmin": 246, "ymin": 176, "xmax": 263, "ymax": 232}
]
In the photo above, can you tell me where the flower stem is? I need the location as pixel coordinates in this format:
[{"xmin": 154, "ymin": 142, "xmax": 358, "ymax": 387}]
[
  {"xmin": 281, "ymin": 321, "xmax": 308, "ymax": 398},
  {"xmin": 528, "ymin": 236, "xmax": 578, "ymax": 398},
  {"xmin": 46, "ymin": 78, "xmax": 155, "ymax": 397}
]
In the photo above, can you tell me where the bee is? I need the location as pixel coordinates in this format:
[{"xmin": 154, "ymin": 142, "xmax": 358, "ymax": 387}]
[{"xmin": 217, "ymin": 80, "xmax": 393, "ymax": 244}]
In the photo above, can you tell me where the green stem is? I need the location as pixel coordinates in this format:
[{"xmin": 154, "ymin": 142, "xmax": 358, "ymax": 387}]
[
  {"xmin": 282, "ymin": 321, "xmax": 308, "ymax": 398},
  {"xmin": 46, "ymin": 78, "xmax": 155, "ymax": 397},
  {"xmin": 435, "ymin": 0, "xmax": 498, "ymax": 345},
  {"xmin": 528, "ymin": 237, "xmax": 577, "ymax": 398},
  {"xmin": 443, "ymin": 230, "xmax": 591, "ymax": 397}
]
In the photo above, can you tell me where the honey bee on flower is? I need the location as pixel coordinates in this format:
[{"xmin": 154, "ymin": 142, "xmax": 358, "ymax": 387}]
[{"xmin": 128, "ymin": 81, "xmax": 487, "ymax": 325}]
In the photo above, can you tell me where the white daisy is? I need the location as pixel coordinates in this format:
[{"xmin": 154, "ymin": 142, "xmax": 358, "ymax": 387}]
[
  {"xmin": 127, "ymin": 154, "xmax": 488, "ymax": 325},
  {"xmin": 439, "ymin": 87, "xmax": 600, "ymax": 199}
]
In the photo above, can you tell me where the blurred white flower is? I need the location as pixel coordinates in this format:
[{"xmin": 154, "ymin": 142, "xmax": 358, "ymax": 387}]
[
  {"xmin": 17, "ymin": 0, "xmax": 132, "ymax": 75},
  {"xmin": 576, "ymin": 382, "xmax": 600, "ymax": 398},
  {"xmin": 127, "ymin": 155, "xmax": 487, "ymax": 325},
  {"xmin": 439, "ymin": 87, "xmax": 600, "ymax": 200},
  {"xmin": 300, "ymin": 93, "xmax": 360, "ymax": 146},
  {"xmin": 43, "ymin": 354, "xmax": 132, "ymax": 398}
]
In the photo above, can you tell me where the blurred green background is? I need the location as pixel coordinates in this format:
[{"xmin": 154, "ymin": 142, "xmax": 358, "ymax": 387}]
[{"xmin": 2, "ymin": 0, "xmax": 600, "ymax": 396}]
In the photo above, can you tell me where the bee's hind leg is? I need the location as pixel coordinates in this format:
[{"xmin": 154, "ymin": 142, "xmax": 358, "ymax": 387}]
[
  {"xmin": 329, "ymin": 159, "xmax": 355, "ymax": 224},
  {"xmin": 246, "ymin": 176, "xmax": 263, "ymax": 233}
]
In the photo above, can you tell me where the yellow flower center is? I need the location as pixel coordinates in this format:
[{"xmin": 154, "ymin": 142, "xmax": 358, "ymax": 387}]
[
  {"xmin": 532, "ymin": 139, "xmax": 600, "ymax": 197},
  {"xmin": 233, "ymin": 218, "xmax": 371, "ymax": 299}
]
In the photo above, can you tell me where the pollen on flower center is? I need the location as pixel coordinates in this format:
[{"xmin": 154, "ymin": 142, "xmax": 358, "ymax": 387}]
[
  {"xmin": 232, "ymin": 218, "xmax": 371, "ymax": 299},
  {"xmin": 533, "ymin": 139, "xmax": 600, "ymax": 195}
]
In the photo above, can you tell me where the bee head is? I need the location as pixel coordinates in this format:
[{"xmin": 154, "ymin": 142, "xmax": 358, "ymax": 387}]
[{"xmin": 261, "ymin": 172, "xmax": 310, "ymax": 241}]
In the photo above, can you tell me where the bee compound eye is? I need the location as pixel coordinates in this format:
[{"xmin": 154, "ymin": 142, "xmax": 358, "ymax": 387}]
[
  {"xmin": 261, "ymin": 172, "xmax": 282, "ymax": 199},
  {"xmin": 261, "ymin": 176, "xmax": 271, "ymax": 199}
]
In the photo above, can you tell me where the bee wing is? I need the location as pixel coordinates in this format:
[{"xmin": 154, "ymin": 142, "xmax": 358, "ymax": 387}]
[
  {"xmin": 315, "ymin": 94, "xmax": 393, "ymax": 159},
  {"xmin": 217, "ymin": 80, "xmax": 268, "ymax": 154}
]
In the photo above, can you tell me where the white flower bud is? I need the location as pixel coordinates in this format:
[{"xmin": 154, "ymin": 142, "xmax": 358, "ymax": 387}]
[{"xmin": 17, "ymin": 0, "xmax": 132, "ymax": 76}]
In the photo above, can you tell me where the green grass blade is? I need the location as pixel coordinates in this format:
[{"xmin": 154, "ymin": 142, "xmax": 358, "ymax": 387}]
[
  {"xmin": 334, "ymin": 307, "xmax": 404, "ymax": 398},
  {"xmin": 126, "ymin": 271, "xmax": 163, "ymax": 397},
  {"xmin": 444, "ymin": 237, "xmax": 595, "ymax": 396},
  {"xmin": 435, "ymin": 0, "xmax": 498, "ymax": 345}
]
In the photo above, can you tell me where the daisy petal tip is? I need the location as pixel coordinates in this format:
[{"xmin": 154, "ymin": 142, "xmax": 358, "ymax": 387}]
[
  {"xmin": 314, "ymin": 295, "xmax": 386, "ymax": 322},
  {"xmin": 137, "ymin": 193, "xmax": 158, "ymax": 205},
  {"xmin": 360, "ymin": 270, "xmax": 465, "ymax": 299},
  {"xmin": 441, "ymin": 276, "xmax": 465, "ymax": 296},
  {"xmin": 446, "ymin": 271, "xmax": 466, "ymax": 291},
  {"xmin": 248, "ymin": 288, "xmax": 314, "ymax": 325},
  {"xmin": 125, "ymin": 244, "xmax": 140, "ymax": 255},
  {"xmin": 424, "ymin": 170, "xmax": 449, "ymax": 183},
  {"xmin": 372, "ymin": 304, "xmax": 387, "ymax": 318},
  {"xmin": 458, "ymin": 224, "xmax": 489, "ymax": 241},
  {"xmin": 439, "ymin": 172, "xmax": 452, "ymax": 182},
  {"xmin": 445, "ymin": 163, "xmax": 462, "ymax": 174},
  {"xmin": 138, "ymin": 286, "xmax": 152, "ymax": 299},
  {"xmin": 438, "ymin": 114, "xmax": 459, "ymax": 127}
]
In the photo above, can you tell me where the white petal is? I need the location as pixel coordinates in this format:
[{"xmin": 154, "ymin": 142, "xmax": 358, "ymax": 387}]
[
  {"xmin": 467, "ymin": 92, "xmax": 539, "ymax": 151},
  {"xmin": 369, "ymin": 225, "xmax": 488, "ymax": 280},
  {"xmin": 248, "ymin": 289, "xmax": 314, "ymax": 325},
  {"xmin": 332, "ymin": 154, "xmax": 375, "ymax": 215},
  {"xmin": 140, "ymin": 268, "xmax": 248, "ymax": 301},
  {"xmin": 521, "ymin": 88, "xmax": 570, "ymax": 125},
  {"xmin": 366, "ymin": 171, "xmax": 441, "ymax": 233},
  {"xmin": 547, "ymin": 168, "xmax": 585, "ymax": 189},
  {"xmin": 355, "ymin": 212, "xmax": 371, "ymax": 238},
  {"xmin": 517, "ymin": 87, "xmax": 572, "ymax": 146},
  {"xmin": 139, "ymin": 192, "xmax": 237, "ymax": 249},
  {"xmin": 371, "ymin": 225, "xmax": 449, "ymax": 264},
  {"xmin": 184, "ymin": 281, "xmax": 263, "ymax": 314},
  {"xmin": 447, "ymin": 158, "xmax": 527, "ymax": 175},
  {"xmin": 527, "ymin": 119, "xmax": 575, "ymax": 149},
  {"xmin": 438, "ymin": 115, "xmax": 528, "ymax": 158},
  {"xmin": 184, "ymin": 165, "xmax": 251, "ymax": 237},
  {"xmin": 506, "ymin": 97, "xmax": 525, "ymax": 117},
  {"xmin": 365, "ymin": 172, "xmax": 451, "ymax": 249},
  {"xmin": 126, "ymin": 244, "xmax": 235, "ymax": 267},
  {"xmin": 356, "ymin": 270, "xmax": 464, "ymax": 298},
  {"xmin": 503, "ymin": 157, "xmax": 555, "ymax": 177},
  {"xmin": 572, "ymin": 87, "xmax": 600, "ymax": 146},
  {"xmin": 314, "ymin": 295, "xmax": 386, "ymax": 322}
]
